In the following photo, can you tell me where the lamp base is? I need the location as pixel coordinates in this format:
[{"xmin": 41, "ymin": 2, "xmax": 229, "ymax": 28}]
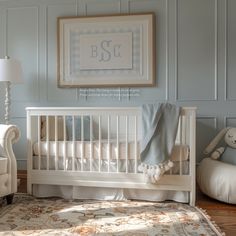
[{"xmin": 4, "ymin": 81, "xmax": 10, "ymax": 125}]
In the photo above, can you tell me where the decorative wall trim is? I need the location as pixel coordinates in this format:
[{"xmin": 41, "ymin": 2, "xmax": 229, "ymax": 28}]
[
  {"xmin": 6, "ymin": 6, "xmax": 40, "ymax": 103},
  {"xmin": 224, "ymin": 0, "xmax": 236, "ymax": 101},
  {"xmin": 224, "ymin": 0, "xmax": 228, "ymax": 101},
  {"xmin": 85, "ymin": 0, "xmax": 121, "ymax": 16},
  {"xmin": 1, "ymin": 0, "xmax": 235, "ymax": 167},
  {"xmin": 214, "ymin": 0, "xmax": 218, "ymax": 101},
  {"xmin": 225, "ymin": 116, "xmax": 236, "ymax": 127},
  {"xmin": 128, "ymin": 0, "xmax": 169, "ymax": 100},
  {"xmin": 45, "ymin": 1, "xmax": 78, "ymax": 102},
  {"xmin": 165, "ymin": 0, "xmax": 169, "ymax": 101},
  {"xmin": 174, "ymin": 0, "xmax": 178, "ymax": 101},
  {"xmin": 197, "ymin": 116, "xmax": 218, "ymax": 129},
  {"xmin": 175, "ymin": 0, "xmax": 218, "ymax": 101}
]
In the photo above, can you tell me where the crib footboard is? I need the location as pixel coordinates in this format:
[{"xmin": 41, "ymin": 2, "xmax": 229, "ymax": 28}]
[{"xmin": 26, "ymin": 106, "xmax": 196, "ymax": 205}]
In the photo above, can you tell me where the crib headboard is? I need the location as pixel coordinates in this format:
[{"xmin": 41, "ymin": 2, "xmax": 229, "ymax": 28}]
[{"xmin": 26, "ymin": 106, "xmax": 195, "ymax": 143}]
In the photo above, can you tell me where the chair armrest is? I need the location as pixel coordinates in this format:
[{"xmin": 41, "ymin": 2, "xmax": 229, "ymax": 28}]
[
  {"xmin": 0, "ymin": 124, "xmax": 20, "ymax": 193},
  {"xmin": 0, "ymin": 124, "xmax": 20, "ymax": 145}
]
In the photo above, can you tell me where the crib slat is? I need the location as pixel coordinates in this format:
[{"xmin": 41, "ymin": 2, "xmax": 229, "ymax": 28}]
[
  {"xmin": 46, "ymin": 116, "xmax": 49, "ymax": 170},
  {"xmin": 63, "ymin": 115, "xmax": 67, "ymax": 171},
  {"xmin": 183, "ymin": 115, "xmax": 187, "ymax": 144},
  {"xmin": 125, "ymin": 116, "xmax": 128, "ymax": 173},
  {"xmin": 81, "ymin": 116, "xmax": 84, "ymax": 172},
  {"xmin": 179, "ymin": 116, "xmax": 183, "ymax": 176},
  {"xmin": 90, "ymin": 115, "xmax": 93, "ymax": 172},
  {"xmin": 55, "ymin": 116, "xmax": 58, "ymax": 171},
  {"xmin": 72, "ymin": 116, "xmax": 75, "ymax": 171},
  {"xmin": 37, "ymin": 116, "xmax": 41, "ymax": 170},
  {"xmin": 27, "ymin": 110, "xmax": 32, "ymax": 194},
  {"xmin": 98, "ymin": 116, "xmax": 101, "ymax": 172},
  {"xmin": 134, "ymin": 116, "xmax": 137, "ymax": 174},
  {"xmin": 189, "ymin": 111, "xmax": 196, "ymax": 206},
  {"xmin": 107, "ymin": 115, "xmax": 111, "ymax": 173},
  {"xmin": 116, "ymin": 116, "xmax": 119, "ymax": 173}
]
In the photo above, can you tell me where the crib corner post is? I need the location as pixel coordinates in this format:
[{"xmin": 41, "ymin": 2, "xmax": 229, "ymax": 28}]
[
  {"xmin": 26, "ymin": 108, "xmax": 33, "ymax": 195},
  {"xmin": 190, "ymin": 190, "xmax": 195, "ymax": 206},
  {"xmin": 189, "ymin": 108, "xmax": 196, "ymax": 206},
  {"xmin": 27, "ymin": 176, "xmax": 32, "ymax": 195}
]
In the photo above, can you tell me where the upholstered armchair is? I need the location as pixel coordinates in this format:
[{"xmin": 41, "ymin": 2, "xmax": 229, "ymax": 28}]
[{"xmin": 0, "ymin": 124, "xmax": 20, "ymax": 204}]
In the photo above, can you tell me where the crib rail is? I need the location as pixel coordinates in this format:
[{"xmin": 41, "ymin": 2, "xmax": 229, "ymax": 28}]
[{"xmin": 26, "ymin": 106, "xmax": 196, "ymax": 205}]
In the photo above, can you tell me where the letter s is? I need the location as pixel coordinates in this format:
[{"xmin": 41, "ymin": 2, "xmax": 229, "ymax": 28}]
[{"xmin": 99, "ymin": 40, "xmax": 112, "ymax": 62}]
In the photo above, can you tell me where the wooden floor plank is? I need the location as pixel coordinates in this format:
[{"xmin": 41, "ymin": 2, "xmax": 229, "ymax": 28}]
[{"xmin": 196, "ymin": 188, "xmax": 236, "ymax": 236}]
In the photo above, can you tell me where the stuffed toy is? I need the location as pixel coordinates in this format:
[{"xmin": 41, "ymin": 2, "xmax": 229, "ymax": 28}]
[{"xmin": 204, "ymin": 127, "xmax": 236, "ymax": 164}]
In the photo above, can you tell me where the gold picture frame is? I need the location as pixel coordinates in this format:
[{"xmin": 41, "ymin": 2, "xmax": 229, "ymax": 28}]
[{"xmin": 57, "ymin": 13, "xmax": 155, "ymax": 88}]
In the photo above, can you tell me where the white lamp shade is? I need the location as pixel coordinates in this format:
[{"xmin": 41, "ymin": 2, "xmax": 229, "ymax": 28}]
[{"xmin": 0, "ymin": 58, "xmax": 23, "ymax": 83}]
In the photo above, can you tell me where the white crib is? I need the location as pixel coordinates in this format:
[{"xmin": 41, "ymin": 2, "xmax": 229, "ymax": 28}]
[{"xmin": 26, "ymin": 106, "xmax": 196, "ymax": 205}]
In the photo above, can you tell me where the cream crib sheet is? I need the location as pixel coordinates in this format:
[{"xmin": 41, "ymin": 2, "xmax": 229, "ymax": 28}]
[{"xmin": 33, "ymin": 140, "xmax": 189, "ymax": 161}]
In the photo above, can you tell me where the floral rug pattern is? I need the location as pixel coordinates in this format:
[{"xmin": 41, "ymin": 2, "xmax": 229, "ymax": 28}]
[{"xmin": 0, "ymin": 194, "xmax": 223, "ymax": 236}]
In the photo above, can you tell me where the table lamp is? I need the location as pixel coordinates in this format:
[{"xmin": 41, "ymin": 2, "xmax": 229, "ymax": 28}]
[{"xmin": 0, "ymin": 56, "xmax": 23, "ymax": 124}]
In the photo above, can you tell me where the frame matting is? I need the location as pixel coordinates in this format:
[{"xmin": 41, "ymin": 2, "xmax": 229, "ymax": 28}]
[{"xmin": 57, "ymin": 13, "xmax": 155, "ymax": 88}]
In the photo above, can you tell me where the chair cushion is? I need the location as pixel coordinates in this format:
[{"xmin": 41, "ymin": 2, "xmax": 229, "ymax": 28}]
[{"xmin": 0, "ymin": 157, "xmax": 7, "ymax": 175}]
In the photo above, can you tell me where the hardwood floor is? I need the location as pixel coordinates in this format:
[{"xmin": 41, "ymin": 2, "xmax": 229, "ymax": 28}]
[
  {"xmin": 17, "ymin": 171, "xmax": 236, "ymax": 236},
  {"xmin": 196, "ymin": 189, "xmax": 236, "ymax": 236},
  {"xmin": 17, "ymin": 170, "xmax": 27, "ymax": 193}
]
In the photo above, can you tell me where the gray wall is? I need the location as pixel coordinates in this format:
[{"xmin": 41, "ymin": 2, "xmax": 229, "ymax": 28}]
[{"xmin": 0, "ymin": 0, "xmax": 234, "ymax": 169}]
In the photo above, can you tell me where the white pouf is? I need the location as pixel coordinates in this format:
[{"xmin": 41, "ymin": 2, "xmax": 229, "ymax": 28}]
[{"xmin": 197, "ymin": 158, "xmax": 236, "ymax": 204}]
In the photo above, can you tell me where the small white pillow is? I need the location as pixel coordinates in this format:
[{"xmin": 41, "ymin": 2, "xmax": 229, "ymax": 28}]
[{"xmin": 170, "ymin": 144, "xmax": 189, "ymax": 161}]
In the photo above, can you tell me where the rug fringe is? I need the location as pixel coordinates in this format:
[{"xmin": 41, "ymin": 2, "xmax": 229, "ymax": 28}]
[{"xmin": 195, "ymin": 206, "xmax": 226, "ymax": 236}]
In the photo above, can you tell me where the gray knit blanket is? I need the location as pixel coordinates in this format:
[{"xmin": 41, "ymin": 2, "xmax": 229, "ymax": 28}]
[{"xmin": 138, "ymin": 103, "xmax": 180, "ymax": 183}]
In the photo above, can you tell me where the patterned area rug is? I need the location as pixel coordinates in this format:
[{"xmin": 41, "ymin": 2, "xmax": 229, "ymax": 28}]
[{"xmin": 0, "ymin": 194, "xmax": 224, "ymax": 236}]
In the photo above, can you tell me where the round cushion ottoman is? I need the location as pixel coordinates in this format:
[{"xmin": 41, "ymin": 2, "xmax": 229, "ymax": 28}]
[{"xmin": 197, "ymin": 158, "xmax": 236, "ymax": 204}]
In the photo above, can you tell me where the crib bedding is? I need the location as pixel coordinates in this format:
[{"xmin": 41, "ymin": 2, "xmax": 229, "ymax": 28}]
[
  {"xmin": 32, "ymin": 185, "xmax": 189, "ymax": 203},
  {"xmin": 32, "ymin": 143, "xmax": 190, "ymax": 202},
  {"xmin": 33, "ymin": 140, "xmax": 189, "ymax": 161},
  {"xmin": 32, "ymin": 155, "xmax": 190, "ymax": 202},
  {"xmin": 32, "ymin": 155, "xmax": 189, "ymax": 173},
  {"xmin": 32, "ymin": 156, "xmax": 189, "ymax": 202}
]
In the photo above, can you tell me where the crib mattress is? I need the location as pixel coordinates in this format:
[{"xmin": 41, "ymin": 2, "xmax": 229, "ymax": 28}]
[
  {"xmin": 33, "ymin": 155, "xmax": 189, "ymax": 173},
  {"xmin": 33, "ymin": 140, "xmax": 189, "ymax": 161},
  {"xmin": 33, "ymin": 185, "xmax": 189, "ymax": 203},
  {"xmin": 32, "ymin": 140, "xmax": 189, "ymax": 172}
]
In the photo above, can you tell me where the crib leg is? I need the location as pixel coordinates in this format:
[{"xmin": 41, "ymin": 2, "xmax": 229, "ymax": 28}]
[
  {"xmin": 189, "ymin": 190, "xmax": 196, "ymax": 206},
  {"xmin": 27, "ymin": 178, "xmax": 32, "ymax": 195}
]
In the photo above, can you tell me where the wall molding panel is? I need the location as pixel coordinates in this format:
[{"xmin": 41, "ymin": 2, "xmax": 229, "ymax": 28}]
[
  {"xmin": 196, "ymin": 116, "xmax": 217, "ymax": 163},
  {"xmin": 225, "ymin": 0, "xmax": 236, "ymax": 100},
  {"xmin": 128, "ymin": 0, "xmax": 169, "ymax": 101},
  {"xmin": 176, "ymin": 0, "xmax": 218, "ymax": 101},
  {"xmin": 6, "ymin": 6, "xmax": 40, "ymax": 103},
  {"xmin": 85, "ymin": 0, "xmax": 121, "ymax": 15},
  {"xmin": 225, "ymin": 117, "xmax": 236, "ymax": 127},
  {"xmin": 45, "ymin": 1, "xmax": 78, "ymax": 102},
  {"xmin": 0, "ymin": 0, "xmax": 235, "ymax": 168}
]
